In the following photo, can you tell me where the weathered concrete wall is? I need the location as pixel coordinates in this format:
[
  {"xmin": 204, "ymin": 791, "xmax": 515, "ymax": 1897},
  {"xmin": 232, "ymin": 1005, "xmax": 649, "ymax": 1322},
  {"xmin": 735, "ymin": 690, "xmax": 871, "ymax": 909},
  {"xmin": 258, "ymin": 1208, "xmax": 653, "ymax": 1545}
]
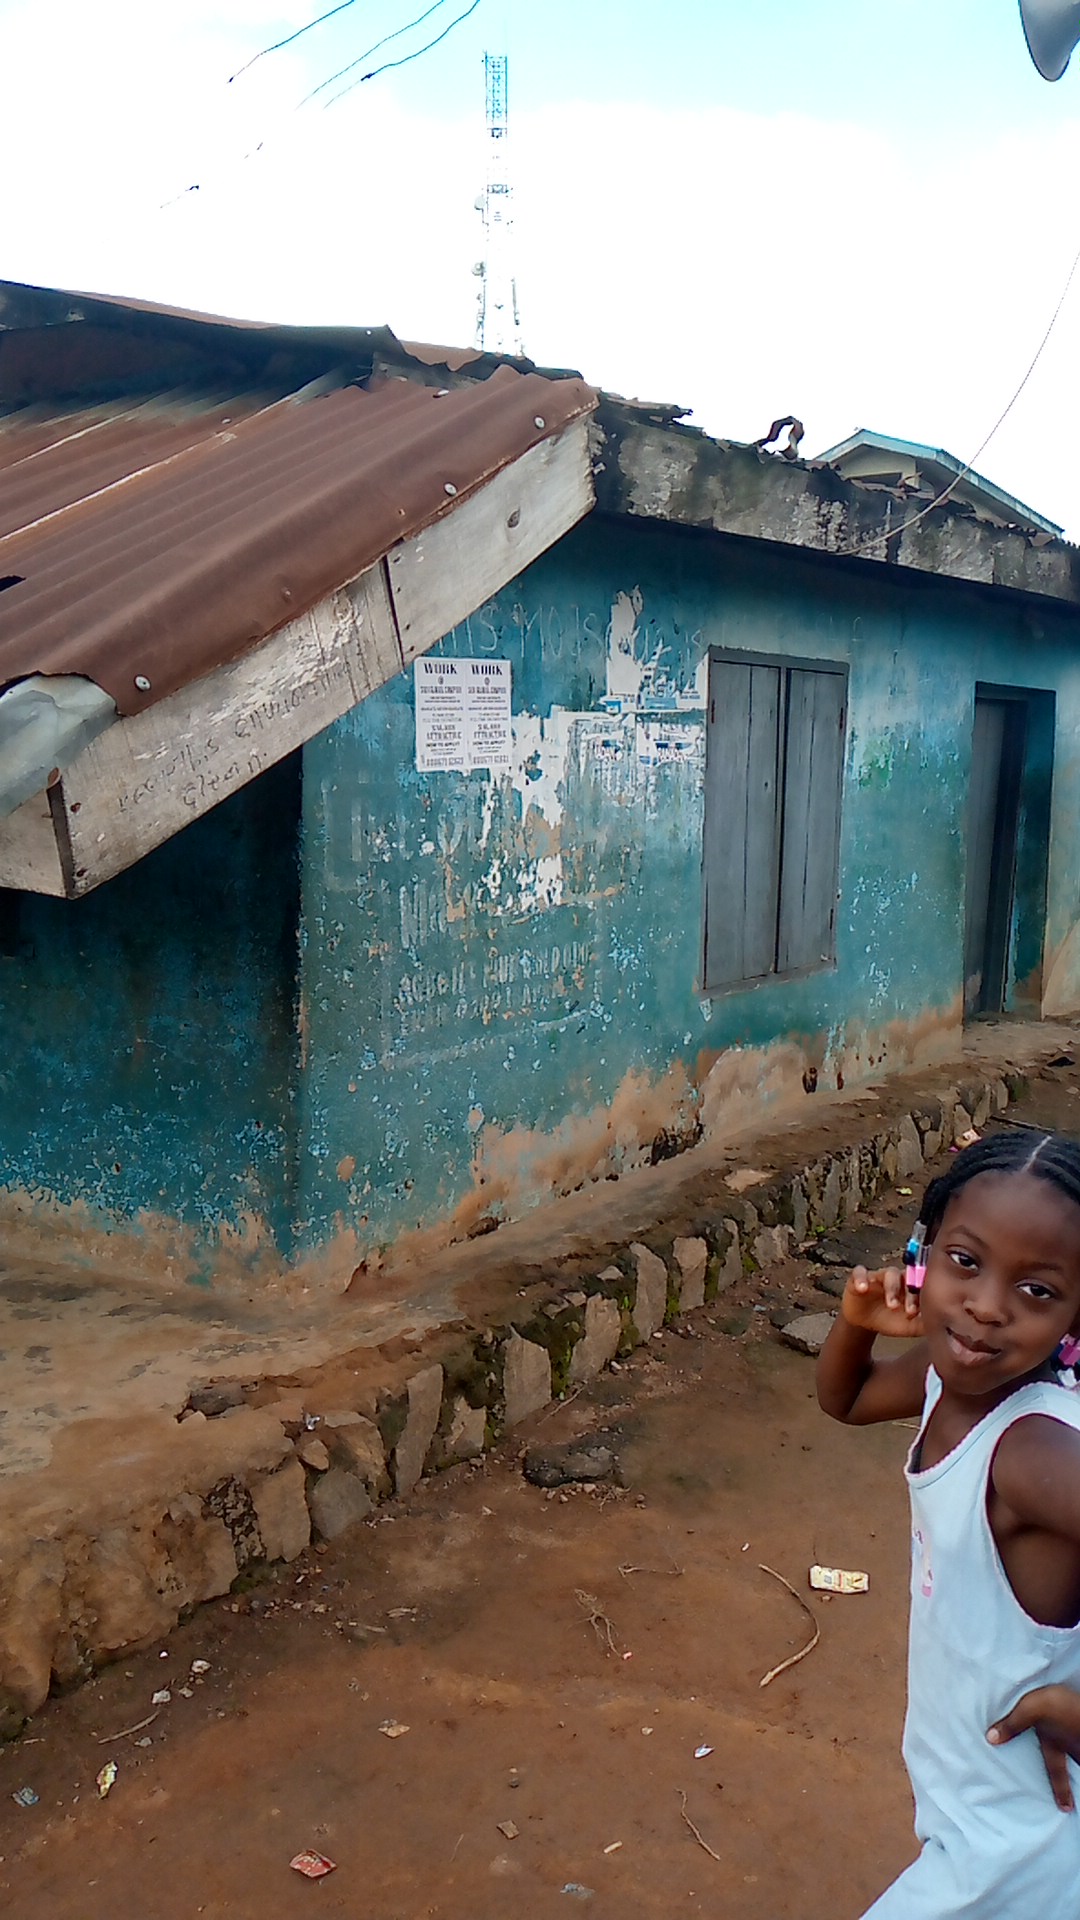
[
  {"xmin": 5, "ymin": 517, "xmax": 1080, "ymax": 1282},
  {"xmin": 0, "ymin": 1067, "xmax": 1014, "ymax": 1729},
  {"xmin": 0, "ymin": 757, "xmax": 301, "ymax": 1281},
  {"xmin": 297, "ymin": 518, "xmax": 1080, "ymax": 1266}
]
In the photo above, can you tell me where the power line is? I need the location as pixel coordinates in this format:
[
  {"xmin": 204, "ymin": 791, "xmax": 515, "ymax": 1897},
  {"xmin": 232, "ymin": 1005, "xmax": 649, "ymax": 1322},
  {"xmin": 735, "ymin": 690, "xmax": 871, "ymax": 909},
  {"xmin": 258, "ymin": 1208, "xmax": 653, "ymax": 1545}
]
[
  {"xmin": 301, "ymin": 0, "xmax": 455, "ymax": 104},
  {"xmin": 160, "ymin": 0, "xmax": 482, "ymax": 206},
  {"xmin": 844, "ymin": 232, "xmax": 1080, "ymax": 557},
  {"xmin": 229, "ymin": 0, "xmax": 363, "ymax": 84},
  {"xmin": 318, "ymin": 0, "xmax": 482, "ymax": 107}
]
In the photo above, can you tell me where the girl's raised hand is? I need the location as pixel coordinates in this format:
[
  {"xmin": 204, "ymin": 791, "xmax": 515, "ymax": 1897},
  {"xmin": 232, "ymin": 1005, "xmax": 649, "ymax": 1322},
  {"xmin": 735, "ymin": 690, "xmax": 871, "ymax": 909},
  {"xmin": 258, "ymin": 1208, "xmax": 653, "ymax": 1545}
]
[{"xmin": 842, "ymin": 1266, "xmax": 923, "ymax": 1339}]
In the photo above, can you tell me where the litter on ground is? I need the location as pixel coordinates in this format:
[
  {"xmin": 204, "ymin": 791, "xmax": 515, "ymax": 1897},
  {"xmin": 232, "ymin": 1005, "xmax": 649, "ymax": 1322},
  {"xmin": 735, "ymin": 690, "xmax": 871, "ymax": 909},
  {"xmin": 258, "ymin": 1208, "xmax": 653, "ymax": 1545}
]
[
  {"xmin": 290, "ymin": 1851, "xmax": 336, "ymax": 1878},
  {"xmin": 810, "ymin": 1565, "xmax": 870, "ymax": 1595}
]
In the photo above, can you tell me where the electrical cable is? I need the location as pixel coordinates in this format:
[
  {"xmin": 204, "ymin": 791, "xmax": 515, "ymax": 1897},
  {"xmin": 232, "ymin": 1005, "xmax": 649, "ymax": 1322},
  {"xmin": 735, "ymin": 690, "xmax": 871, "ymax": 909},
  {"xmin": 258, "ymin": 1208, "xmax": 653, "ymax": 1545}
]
[
  {"xmin": 229, "ymin": 0, "xmax": 363, "ymax": 83},
  {"xmin": 843, "ymin": 231, "xmax": 1080, "ymax": 557},
  {"xmin": 318, "ymin": 0, "xmax": 482, "ymax": 106},
  {"xmin": 160, "ymin": 0, "xmax": 480, "ymax": 206},
  {"xmin": 300, "ymin": 0, "xmax": 455, "ymax": 104}
]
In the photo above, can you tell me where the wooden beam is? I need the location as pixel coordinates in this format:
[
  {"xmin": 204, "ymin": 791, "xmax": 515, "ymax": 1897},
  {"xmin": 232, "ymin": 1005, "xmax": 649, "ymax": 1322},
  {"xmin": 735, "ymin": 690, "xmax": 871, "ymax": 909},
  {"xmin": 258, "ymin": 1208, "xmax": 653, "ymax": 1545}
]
[
  {"xmin": 387, "ymin": 415, "xmax": 595, "ymax": 661},
  {"xmin": 51, "ymin": 565, "xmax": 402, "ymax": 895},
  {"xmin": 0, "ymin": 788, "xmax": 66, "ymax": 894},
  {"xmin": 0, "ymin": 417, "xmax": 595, "ymax": 897}
]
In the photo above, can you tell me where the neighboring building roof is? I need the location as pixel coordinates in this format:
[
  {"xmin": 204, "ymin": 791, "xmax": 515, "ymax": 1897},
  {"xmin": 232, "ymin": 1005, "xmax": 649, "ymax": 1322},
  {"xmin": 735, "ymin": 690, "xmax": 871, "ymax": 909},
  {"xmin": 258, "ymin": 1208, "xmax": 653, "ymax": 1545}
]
[
  {"xmin": 815, "ymin": 428, "xmax": 1062, "ymax": 538},
  {"xmin": 0, "ymin": 281, "xmax": 596, "ymax": 716}
]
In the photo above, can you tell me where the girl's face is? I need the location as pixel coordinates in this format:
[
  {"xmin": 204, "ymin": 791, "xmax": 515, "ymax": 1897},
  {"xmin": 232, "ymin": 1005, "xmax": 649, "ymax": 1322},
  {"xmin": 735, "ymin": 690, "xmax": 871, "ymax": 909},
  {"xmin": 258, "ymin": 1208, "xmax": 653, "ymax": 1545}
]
[{"xmin": 920, "ymin": 1170, "xmax": 1080, "ymax": 1399}]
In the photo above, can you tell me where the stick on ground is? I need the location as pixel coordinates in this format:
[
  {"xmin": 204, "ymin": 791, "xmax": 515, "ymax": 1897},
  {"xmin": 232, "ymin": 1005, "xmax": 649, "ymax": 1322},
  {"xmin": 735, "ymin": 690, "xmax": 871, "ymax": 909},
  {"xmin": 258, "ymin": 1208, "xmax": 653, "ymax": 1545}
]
[
  {"xmin": 677, "ymin": 1789, "xmax": 722, "ymax": 1862},
  {"xmin": 92, "ymin": 1711, "xmax": 160, "ymax": 1744},
  {"xmin": 757, "ymin": 1563, "xmax": 821, "ymax": 1687}
]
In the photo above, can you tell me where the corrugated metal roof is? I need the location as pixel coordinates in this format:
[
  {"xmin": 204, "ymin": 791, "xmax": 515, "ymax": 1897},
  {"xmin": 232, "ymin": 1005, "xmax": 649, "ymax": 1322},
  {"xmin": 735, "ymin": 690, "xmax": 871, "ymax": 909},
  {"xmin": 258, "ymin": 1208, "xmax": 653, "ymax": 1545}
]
[
  {"xmin": 0, "ymin": 284, "xmax": 597, "ymax": 716},
  {"xmin": 0, "ymin": 387, "xmax": 281, "ymax": 536}
]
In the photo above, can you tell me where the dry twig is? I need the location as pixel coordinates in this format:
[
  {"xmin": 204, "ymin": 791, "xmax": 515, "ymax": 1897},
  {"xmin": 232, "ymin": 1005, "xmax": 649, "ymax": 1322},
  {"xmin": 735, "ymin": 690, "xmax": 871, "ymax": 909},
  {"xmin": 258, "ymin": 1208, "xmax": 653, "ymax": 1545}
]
[
  {"xmin": 575, "ymin": 1588, "xmax": 619, "ymax": 1655},
  {"xmin": 758, "ymin": 1563, "xmax": 821, "ymax": 1687},
  {"xmin": 618, "ymin": 1560, "xmax": 683, "ymax": 1578},
  {"xmin": 537, "ymin": 1385, "xmax": 586, "ymax": 1424},
  {"xmin": 677, "ymin": 1789, "xmax": 722, "ymax": 1862},
  {"xmin": 93, "ymin": 1711, "xmax": 160, "ymax": 1744}
]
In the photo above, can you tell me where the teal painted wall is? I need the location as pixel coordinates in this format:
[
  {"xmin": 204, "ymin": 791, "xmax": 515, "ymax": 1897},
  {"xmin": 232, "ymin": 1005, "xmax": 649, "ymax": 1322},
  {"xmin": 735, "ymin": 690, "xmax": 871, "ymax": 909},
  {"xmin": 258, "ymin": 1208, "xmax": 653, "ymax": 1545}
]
[
  {"xmin": 7, "ymin": 518, "xmax": 1080, "ymax": 1277},
  {"xmin": 297, "ymin": 519, "xmax": 1080, "ymax": 1260},
  {"xmin": 0, "ymin": 756, "xmax": 301, "ymax": 1270}
]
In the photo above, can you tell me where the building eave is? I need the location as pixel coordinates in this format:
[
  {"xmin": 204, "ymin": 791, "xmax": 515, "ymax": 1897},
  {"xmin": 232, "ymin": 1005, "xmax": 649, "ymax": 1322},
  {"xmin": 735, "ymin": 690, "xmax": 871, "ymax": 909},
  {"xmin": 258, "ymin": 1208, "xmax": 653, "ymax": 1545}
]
[{"xmin": 593, "ymin": 403, "xmax": 1080, "ymax": 614}]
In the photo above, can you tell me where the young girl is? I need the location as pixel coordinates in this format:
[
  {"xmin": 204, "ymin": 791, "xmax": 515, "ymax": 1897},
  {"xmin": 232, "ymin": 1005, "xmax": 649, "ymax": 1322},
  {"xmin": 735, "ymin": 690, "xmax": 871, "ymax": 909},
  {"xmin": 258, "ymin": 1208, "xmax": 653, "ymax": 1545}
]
[{"xmin": 817, "ymin": 1128, "xmax": 1080, "ymax": 1917}]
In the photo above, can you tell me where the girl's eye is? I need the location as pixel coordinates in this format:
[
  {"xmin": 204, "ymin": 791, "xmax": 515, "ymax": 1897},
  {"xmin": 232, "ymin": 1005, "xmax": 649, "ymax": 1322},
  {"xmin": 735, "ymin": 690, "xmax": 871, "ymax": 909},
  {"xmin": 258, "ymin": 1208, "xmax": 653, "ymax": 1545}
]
[
  {"xmin": 1019, "ymin": 1281, "xmax": 1057, "ymax": 1302},
  {"xmin": 947, "ymin": 1248, "xmax": 978, "ymax": 1271}
]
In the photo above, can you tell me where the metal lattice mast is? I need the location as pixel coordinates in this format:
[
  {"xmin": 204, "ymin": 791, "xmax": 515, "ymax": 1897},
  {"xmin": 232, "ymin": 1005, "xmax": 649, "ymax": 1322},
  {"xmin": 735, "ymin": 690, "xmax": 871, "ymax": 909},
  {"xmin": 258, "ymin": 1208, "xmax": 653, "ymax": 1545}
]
[{"xmin": 473, "ymin": 53, "xmax": 524, "ymax": 356}]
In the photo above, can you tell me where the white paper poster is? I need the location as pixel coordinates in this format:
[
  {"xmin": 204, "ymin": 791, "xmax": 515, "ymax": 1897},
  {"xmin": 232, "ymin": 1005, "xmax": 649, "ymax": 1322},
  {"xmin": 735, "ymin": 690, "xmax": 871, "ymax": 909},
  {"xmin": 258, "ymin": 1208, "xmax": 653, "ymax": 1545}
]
[{"xmin": 414, "ymin": 658, "xmax": 512, "ymax": 773}]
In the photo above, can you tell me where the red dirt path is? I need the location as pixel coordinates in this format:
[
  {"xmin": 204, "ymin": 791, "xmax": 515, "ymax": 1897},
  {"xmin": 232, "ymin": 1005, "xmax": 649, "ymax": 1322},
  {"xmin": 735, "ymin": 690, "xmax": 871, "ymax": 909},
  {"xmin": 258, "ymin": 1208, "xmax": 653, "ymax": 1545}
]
[{"xmin": 0, "ymin": 1322, "xmax": 916, "ymax": 1920}]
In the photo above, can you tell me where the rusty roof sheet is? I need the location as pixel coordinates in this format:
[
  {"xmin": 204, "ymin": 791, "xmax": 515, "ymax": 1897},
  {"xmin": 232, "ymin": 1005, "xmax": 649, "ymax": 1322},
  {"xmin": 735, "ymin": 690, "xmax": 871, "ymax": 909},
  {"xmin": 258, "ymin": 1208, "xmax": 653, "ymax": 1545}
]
[
  {"xmin": 0, "ymin": 386, "xmax": 281, "ymax": 536},
  {"xmin": 0, "ymin": 340, "xmax": 596, "ymax": 716}
]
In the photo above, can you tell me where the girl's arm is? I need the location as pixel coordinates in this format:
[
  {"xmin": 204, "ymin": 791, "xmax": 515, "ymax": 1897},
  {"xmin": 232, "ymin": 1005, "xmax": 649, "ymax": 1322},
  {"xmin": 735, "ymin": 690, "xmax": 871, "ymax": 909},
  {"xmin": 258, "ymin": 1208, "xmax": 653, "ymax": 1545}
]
[
  {"xmin": 985, "ymin": 1417, "xmax": 1080, "ymax": 1811},
  {"xmin": 817, "ymin": 1265, "xmax": 929, "ymax": 1424}
]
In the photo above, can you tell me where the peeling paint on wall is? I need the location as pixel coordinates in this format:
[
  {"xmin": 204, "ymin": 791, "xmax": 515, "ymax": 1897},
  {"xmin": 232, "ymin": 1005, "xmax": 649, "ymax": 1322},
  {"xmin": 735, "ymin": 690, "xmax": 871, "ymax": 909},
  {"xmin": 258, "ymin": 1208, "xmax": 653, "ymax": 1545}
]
[
  {"xmin": 295, "ymin": 518, "xmax": 1080, "ymax": 1270},
  {"xmin": 8, "ymin": 516, "xmax": 1080, "ymax": 1283}
]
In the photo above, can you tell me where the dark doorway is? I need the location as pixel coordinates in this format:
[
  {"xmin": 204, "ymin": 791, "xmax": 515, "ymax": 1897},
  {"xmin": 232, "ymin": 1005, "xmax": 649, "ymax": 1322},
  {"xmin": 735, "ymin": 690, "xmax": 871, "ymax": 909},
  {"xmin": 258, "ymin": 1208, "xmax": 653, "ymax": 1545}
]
[{"xmin": 964, "ymin": 687, "xmax": 1051, "ymax": 1019}]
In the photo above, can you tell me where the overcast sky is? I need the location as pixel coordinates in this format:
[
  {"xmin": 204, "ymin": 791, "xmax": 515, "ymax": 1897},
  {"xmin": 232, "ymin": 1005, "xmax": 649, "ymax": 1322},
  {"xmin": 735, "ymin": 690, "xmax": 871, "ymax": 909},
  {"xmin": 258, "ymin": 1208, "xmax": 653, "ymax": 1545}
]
[{"xmin": 4, "ymin": 0, "xmax": 1080, "ymax": 533}]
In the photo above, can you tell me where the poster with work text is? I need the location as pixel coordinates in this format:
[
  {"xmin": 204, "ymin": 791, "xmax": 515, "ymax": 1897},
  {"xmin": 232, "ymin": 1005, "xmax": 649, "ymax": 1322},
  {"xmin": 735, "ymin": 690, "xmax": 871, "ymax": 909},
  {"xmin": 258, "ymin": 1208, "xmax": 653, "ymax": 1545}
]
[{"xmin": 414, "ymin": 658, "xmax": 512, "ymax": 773}]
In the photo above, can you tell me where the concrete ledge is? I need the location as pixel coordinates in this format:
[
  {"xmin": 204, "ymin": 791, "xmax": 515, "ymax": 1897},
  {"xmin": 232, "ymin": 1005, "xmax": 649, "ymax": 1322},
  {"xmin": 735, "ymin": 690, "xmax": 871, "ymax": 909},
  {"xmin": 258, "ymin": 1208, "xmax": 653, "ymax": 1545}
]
[{"xmin": 0, "ymin": 1063, "xmax": 1023, "ymax": 1733}]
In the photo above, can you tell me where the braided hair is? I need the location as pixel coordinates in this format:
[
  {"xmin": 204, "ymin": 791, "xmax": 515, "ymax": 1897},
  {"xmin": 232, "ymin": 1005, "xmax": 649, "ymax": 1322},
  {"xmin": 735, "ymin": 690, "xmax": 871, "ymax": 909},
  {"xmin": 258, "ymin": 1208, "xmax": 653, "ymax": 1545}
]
[{"xmin": 921, "ymin": 1127, "xmax": 1080, "ymax": 1241}]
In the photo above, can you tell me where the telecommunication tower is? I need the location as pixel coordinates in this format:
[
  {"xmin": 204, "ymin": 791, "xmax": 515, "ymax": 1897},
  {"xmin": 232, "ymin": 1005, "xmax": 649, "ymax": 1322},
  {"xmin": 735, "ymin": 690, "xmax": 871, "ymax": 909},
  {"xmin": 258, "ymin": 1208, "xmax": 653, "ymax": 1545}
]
[{"xmin": 473, "ymin": 53, "xmax": 524, "ymax": 356}]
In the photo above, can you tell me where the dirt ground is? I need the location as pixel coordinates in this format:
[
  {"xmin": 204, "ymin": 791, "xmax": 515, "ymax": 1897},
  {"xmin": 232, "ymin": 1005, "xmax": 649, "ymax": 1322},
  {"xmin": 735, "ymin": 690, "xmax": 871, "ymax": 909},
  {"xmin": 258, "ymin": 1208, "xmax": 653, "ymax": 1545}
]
[
  {"xmin": 0, "ymin": 1328, "xmax": 917, "ymax": 1920},
  {"xmin": 3, "ymin": 1054, "xmax": 1079, "ymax": 1920}
]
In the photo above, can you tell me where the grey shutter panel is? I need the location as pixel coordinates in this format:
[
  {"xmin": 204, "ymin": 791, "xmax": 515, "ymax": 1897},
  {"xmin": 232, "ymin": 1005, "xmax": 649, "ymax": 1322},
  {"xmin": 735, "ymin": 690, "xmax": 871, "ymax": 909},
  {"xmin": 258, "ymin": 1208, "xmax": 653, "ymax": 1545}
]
[
  {"xmin": 776, "ymin": 668, "xmax": 846, "ymax": 974},
  {"xmin": 703, "ymin": 663, "xmax": 782, "ymax": 989}
]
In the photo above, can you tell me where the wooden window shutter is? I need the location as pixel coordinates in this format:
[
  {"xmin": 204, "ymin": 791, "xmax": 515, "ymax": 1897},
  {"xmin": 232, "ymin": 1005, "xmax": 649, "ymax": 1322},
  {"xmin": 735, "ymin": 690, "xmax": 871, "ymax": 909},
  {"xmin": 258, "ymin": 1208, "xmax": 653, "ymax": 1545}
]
[
  {"xmin": 702, "ymin": 662, "xmax": 782, "ymax": 990},
  {"xmin": 776, "ymin": 668, "xmax": 846, "ymax": 975}
]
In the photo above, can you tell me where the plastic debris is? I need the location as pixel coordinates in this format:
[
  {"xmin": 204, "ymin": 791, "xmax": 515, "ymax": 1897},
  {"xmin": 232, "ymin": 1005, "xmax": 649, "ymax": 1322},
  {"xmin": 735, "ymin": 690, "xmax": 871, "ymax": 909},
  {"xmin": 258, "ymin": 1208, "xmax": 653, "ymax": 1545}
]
[
  {"xmin": 496, "ymin": 1820, "xmax": 520, "ymax": 1840},
  {"xmin": 379, "ymin": 1720, "xmax": 409, "ymax": 1739},
  {"xmin": 694, "ymin": 1745, "xmax": 714, "ymax": 1759},
  {"xmin": 96, "ymin": 1761, "xmax": 118, "ymax": 1799},
  {"xmin": 12, "ymin": 1787, "xmax": 39, "ymax": 1807},
  {"xmin": 561, "ymin": 1885, "xmax": 594, "ymax": 1900},
  {"xmin": 151, "ymin": 1689, "xmax": 171, "ymax": 1705},
  {"xmin": 190, "ymin": 1660, "xmax": 211, "ymax": 1675},
  {"xmin": 810, "ymin": 1565, "xmax": 870, "ymax": 1595},
  {"xmin": 957, "ymin": 1128, "xmax": 981, "ymax": 1148},
  {"xmin": 290, "ymin": 1851, "xmax": 336, "ymax": 1879}
]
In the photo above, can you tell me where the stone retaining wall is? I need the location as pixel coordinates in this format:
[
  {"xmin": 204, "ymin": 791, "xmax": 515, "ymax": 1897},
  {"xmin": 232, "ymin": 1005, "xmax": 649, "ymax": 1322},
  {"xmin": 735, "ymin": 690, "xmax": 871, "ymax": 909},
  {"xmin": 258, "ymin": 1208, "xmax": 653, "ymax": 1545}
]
[{"xmin": 0, "ymin": 1073, "xmax": 1013, "ymax": 1736}]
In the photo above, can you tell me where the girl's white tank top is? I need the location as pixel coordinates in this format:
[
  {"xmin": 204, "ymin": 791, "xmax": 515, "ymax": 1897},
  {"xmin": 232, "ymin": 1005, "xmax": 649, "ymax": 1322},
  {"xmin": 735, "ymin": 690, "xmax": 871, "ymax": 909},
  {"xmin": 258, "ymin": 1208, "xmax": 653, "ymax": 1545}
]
[{"xmin": 863, "ymin": 1366, "xmax": 1080, "ymax": 1918}]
